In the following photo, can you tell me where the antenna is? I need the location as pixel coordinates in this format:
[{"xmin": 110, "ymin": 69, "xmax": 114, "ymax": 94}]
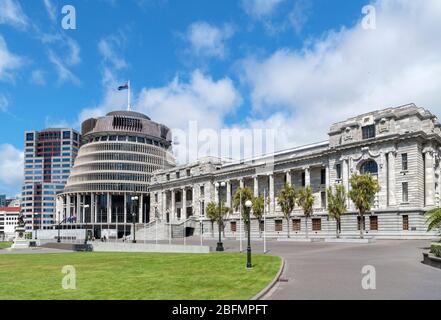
[{"xmin": 127, "ymin": 80, "xmax": 131, "ymax": 111}]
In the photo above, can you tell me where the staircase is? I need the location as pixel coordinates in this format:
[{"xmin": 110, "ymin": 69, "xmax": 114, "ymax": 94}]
[{"xmin": 133, "ymin": 218, "xmax": 198, "ymax": 241}]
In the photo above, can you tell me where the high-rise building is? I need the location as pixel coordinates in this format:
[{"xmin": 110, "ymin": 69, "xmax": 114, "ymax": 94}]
[
  {"xmin": 21, "ymin": 128, "xmax": 81, "ymax": 230},
  {"xmin": 56, "ymin": 111, "xmax": 174, "ymax": 237},
  {"xmin": 0, "ymin": 195, "xmax": 6, "ymax": 207}
]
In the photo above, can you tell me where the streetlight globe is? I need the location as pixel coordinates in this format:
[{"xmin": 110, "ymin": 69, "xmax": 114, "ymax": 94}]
[
  {"xmin": 245, "ymin": 200, "xmax": 252, "ymax": 208},
  {"xmin": 220, "ymin": 181, "xmax": 226, "ymax": 187},
  {"xmin": 215, "ymin": 182, "xmax": 220, "ymax": 188}
]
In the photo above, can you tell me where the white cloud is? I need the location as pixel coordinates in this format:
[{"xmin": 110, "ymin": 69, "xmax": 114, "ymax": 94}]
[
  {"xmin": 43, "ymin": 0, "xmax": 57, "ymax": 22},
  {"xmin": 186, "ymin": 22, "xmax": 234, "ymax": 59},
  {"xmin": 48, "ymin": 50, "xmax": 80, "ymax": 85},
  {"xmin": 31, "ymin": 70, "xmax": 46, "ymax": 85},
  {"xmin": 98, "ymin": 35, "xmax": 128, "ymax": 70},
  {"xmin": 0, "ymin": 144, "xmax": 24, "ymax": 196},
  {"xmin": 242, "ymin": 0, "xmax": 441, "ymax": 150},
  {"xmin": 0, "ymin": 94, "xmax": 8, "ymax": 112},
  {"xmin": 66, "ymin": 37, "xmax": 81, "ymax": 65},
  {"xmin": 0, "ymin": 0, "xmax": 28, "ymax": 29},
  {"xmin": 241, "ymin": 0, "xmax": 285, "ymax": 18},
  {"xmin": 0, "ymin": 35, "xmax": 23, "ymax": 81}
]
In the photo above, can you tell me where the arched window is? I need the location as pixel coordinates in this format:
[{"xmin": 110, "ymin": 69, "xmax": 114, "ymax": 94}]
[{"xmin": 360, "ymin": 160, "xmax": 378, "ymax": 174}]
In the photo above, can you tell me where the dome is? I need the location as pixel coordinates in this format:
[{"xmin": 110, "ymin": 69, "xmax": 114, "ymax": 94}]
[{"xmin": 106, "ymin": 110, "xmax": 151, "ymax": 120}]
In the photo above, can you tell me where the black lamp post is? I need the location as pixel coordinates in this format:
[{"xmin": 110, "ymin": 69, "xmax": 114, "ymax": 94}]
[
  {"xmin": 131, "ymin": 196, "xmax": 138, "ymax": 243},
  {"xmin": 245, "ymin": 200, "xmax": 253, "ymax": 269},
  {"xmin": 215, "ymin": 181, "xmax": 226, "ymax": 252}
]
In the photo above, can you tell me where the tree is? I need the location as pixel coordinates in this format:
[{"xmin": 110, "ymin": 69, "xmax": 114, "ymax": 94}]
[
  {"xmin": 297, "ymin": 186, "xmax": 315, "ymax": 239},
  {"xmin": 233, "ymin": 187, "xmax": 254, "ymax": 225},
  {"xmin": 348, "ymin": 173, "xmax": 380, "ymax": 239},
  {"xmin": 206, "ymin": 201, "xmax": 230, "ymax": 238},
  {"xmin": 327, "ymin": 184, "xmax": 347, "ymax": 238},
  {"xmin": 277, "ymin": 183, "xmax": 296, "ymax": 238},
  {"xmin": 252, "ymin": 196, "xmax": 265, "ymax": 237},
  {"xmin": 426, "ymin": 208, "xmax": 441, "ymax": 234},
  {"xmin": 206, "ymin": 202, "xmax": 217, "ymax": 237}
]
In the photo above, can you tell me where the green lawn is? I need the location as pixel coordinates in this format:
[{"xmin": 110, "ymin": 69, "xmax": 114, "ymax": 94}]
[
  {"xmin": 0, "ymin": 252, "xmax": 281, "ymax": 300},
  {"xmin": 0, "ymin": 242, "xmax": 12, "ymax": 250}
]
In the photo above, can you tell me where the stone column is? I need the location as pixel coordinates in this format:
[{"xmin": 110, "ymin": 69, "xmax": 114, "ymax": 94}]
[
  {"xmin": 304, "ymin": 167, "xmax": 311, "ymax": 186},
  {"xmin": 107, "ymin": 193, "xmax": 112, "ymax": 223},
  {"xmin": 123, "ymin": 193, "xmax": 127, "ymax": 224},
  {"xmin": 269, "ymin": 174, "xmax": 275, "ymax": 214},
  {"xmin": 171, "ymin": 189, "xmax": 176, "ymax": 221},
  {"xmin": 182, "ymin": 188, "xmax": 187, "ymax": 219},
  {"xmin": 342, "ymin": 159, "xmax": 350, "ymax": 207},
  {"xmin": 239, "ymin": 178, "xmax": 244, "ymax": 189},
  {"xmin": 67, "ymin": 195, "xmax": 72, "ymax": 219},
  {"xmin": 76, "ymin": 194, "xmax": 80, "ymax": 220},
  {"xmin": 226, "ymin": 181, "xmax": 232, "ymax": 208},
  {"xmin": 254, "ymin": 176, "xmax": 259, "ymax": 197},
  {"xmin": 388, "ymin": 151, "xmax": 396, "ymax": 207},
  {"xmin": 214, "ymin": 183, "xmax": 219, "ymax": 204},
  {"xmin": 425, "ymin": 150, "xmax": 435, "ymax": 207},
  {"xmin": 139, "ymin": 195, "xmax": 143, "ymax": 223},
  {"xmin": 286, "ymin": 170, "xmax": 292, "ymax": 186}
]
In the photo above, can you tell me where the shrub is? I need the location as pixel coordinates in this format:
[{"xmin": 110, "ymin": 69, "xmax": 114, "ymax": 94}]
[{"xmin": 431, "ymin": 243, "xmax": 441, "ymax": 258}]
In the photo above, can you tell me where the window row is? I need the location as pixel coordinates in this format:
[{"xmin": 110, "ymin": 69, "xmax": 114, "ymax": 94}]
[{"xmin": 68, "ymin": 172, "xmax": 151, "ymax": 183}]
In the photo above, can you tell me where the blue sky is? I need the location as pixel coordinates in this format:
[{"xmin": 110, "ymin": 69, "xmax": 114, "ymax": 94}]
[{"xmin": 1, "ymin": 0, "xmax": 441, "ymax": 197}]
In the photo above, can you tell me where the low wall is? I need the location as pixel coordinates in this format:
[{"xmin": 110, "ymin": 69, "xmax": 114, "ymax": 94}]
[{"xmin": 92, "ymin": 242, "xmax": 210, "ymax": 254}]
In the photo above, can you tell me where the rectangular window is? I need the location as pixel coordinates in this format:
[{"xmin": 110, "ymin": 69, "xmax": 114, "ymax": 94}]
[
  {"xmin": 186, "ymin": 169, "xmax": 191, "ymax": 176},
  {"xmin": 357, "ymin": 216, "xmax": 366, "ymax": 231},
  {"xmin": 275, "ymin": 220, "xmax": 283, "ymax": 232},
  {"xmin": 362, "ymin": 125, "xmax": 376, "ymax": 139},
  {"xmin": 312, "ymin": 218, "xmax": 321, "ymax": 231},
  {"xmin": 259, "ymin": 220, "xmax": 265, "ymax": 232},
  {"xmin": 402, "ymin": 182, "xmax": 408, "ymax": 203},
  {"xmin": 321, "ymin": 168, "xmax": 326, "ymax": 185},
  {"xmin": 336, "ymin": 164, "xmax": 342, "ymax": 179},
  {"xmin": 292, "ymin": 219, "xmax": 301, "ymax": 231},
  {"xmin": 63, "ymin": 131, "xmax": 71, "ymax": 140},
  {"xmin": 176, "ymin": 171, "xmax": 180, "ymax": 179},
  {"xmin": 26, "ymin": 133, "xmax": 34, "ymax": 141},
  {"xmin": 166, "ymin": 174, "xmax": 170, "ymax": 181},
  {"xmin": 402, "ymin": 215, "xmax": 409, "ymax": 231},
  {"xmin": 369, "ymin": 216, "xmax": 378, "ymax": 231},
  {"xmin": 401, "ymin": 153, "xmax": 408, "ymax": 171},
  {"xmin": 200, "ymin": 185, "xmax": 205, "ymax": 197},
  {"xmin": 230, "ymin": 221, "xmax": 237, "ymax": 232},
  {"xmin": 301, "ymin": 172, "xmax": 306, "ymax": 187},
  {"xmin": 321, "ymin": 191, "xmax": 326, "ymax": 208}
]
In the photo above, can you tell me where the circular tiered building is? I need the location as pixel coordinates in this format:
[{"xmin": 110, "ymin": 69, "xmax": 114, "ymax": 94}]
[{"xmin": 56, "ymin": 111, "xmax": 175, "ymax": 235}]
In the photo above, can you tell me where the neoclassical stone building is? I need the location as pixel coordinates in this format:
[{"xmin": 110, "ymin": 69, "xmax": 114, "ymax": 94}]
[
  {"xmin": 55, "ymin": 103, "xmax": 440, "ymax": 239},
  {"xmin": 148, "ymin": 103, "xmax": 440, "ymax": 239}
]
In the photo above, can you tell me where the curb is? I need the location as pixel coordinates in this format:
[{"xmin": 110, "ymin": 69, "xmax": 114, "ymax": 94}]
[{"xmin": 251, "ymin": 257, "xmax": 286, "ymax": 300}]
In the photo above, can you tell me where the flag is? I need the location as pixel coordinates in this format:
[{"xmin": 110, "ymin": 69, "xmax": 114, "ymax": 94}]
[{"xmin": 118, "ymin": 83, "xmax": 129, "ymax": 91}]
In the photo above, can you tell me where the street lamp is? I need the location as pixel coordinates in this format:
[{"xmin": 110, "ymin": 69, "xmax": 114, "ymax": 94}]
[
  {"xmin": 215, "ymin": 181, "xmax": 226, "ymax": 252},
  {"xmin": 131, "ymin": 196, "xmax": 138, "ymax": 243},
  {"xmin": 245, "ymin": 200, "xmax": 253, "ymax": 269},
  {"xmin": 83, "ymin": 204, "xmax": 90, "ymax": 245}
]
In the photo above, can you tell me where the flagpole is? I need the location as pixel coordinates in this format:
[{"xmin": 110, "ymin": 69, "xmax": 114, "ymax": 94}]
[
  {"xmin": 264, "ymin": 188, "xmax": 267, "ymax": 254},
  {"xmin": 127, "ymin": 80, "xmax": 131, "ymax": 111}
]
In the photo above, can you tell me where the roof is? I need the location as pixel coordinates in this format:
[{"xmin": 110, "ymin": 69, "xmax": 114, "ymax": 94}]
[
  {"xmin": 0, "ymin": 207, "xmax": 20, "ymax": 212},
  {"xmin": 106, "ymin": 110, "xmax": 151, "ymax": 120}
]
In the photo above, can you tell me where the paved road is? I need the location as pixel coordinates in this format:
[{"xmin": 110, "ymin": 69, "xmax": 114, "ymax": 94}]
[{"xmin": 182, "ymin": 237, "xmax": 441, "ymax": 300}]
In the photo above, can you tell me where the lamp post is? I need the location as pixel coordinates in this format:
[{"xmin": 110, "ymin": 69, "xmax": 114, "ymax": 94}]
[
  {"xmin": 215, "ymin": 181, "xmax": 226, "ymax": 252},
  {"xmin": 131, "ymin": 196, "xmax": 138, "ymax": 243},
  {"xmin": 245, "ymin": 200, "xmax": 253, "ymax": 269},
  {"xmin": 83, "ymin": 204, "xmax": 90, "ymax": 245}
]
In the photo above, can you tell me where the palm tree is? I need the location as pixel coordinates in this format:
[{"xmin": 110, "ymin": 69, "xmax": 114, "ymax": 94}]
[
  {"xmin": 426, "ymin": 208, "xmax": 441, "ymax": 234},
  {"xmin": 297, "ymin": 186, "xmax": 315, "ymax": 239},
  {"xmin": 233, "ymin": 187, "xmax": 254, "ymax": 225},
  {"xmin": 252, "ymin": 196, "xmax": 265, "ymax": 237},
  {"xmin": 277, "ymin": 183, "xmax": 296, "ymax": 238},
  {"xmin": 206, "ymin": 202, "xmax": 217, "ymax": 237},
  {"xmin": 327, "ymin": 184, "xmax": 347, "ymax": 238},
  {"xmin": 348, "ymin": 173, "xmax": 380, "ymax": 239}
]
